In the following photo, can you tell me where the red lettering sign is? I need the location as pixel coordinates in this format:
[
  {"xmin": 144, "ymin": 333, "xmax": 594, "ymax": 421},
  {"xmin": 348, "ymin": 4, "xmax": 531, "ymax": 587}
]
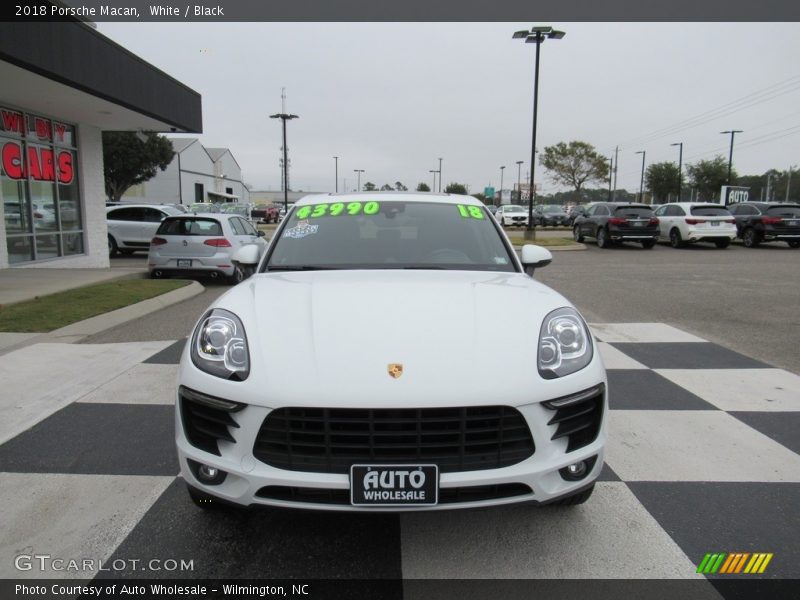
[
  {"xmin": 34, "ymin": 117, "xmax": 52, "ymax": 141},
  {"xmin": 54, "ymin": 123, "xmax": 67, "ymax": 143},
  {"xmin": 1, "ymin": 110, "xmax": 24, "ymax": 134},
  {"xmin": 1, "ymin": 141, "xmax": 74, "ymax": 185}
]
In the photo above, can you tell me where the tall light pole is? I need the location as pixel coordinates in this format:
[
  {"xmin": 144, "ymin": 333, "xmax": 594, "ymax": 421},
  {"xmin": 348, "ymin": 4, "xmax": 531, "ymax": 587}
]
[
  {"xmin": 516, "ymin": 160, "xmax": 524, "ymax": 202},
  {"xmin": 513, "ymin": 25, "xmax": 565, "ymax": 239},
  {"xmin": 607, "ymin": 156, "xmax": 613, "ymax": 201},
  {"xmin": 438, "ymin": 157, "xmax": 443, "ymax": 192},
  {"xmin": 429, "ymin": 169, "xmax": 437, "ymax": 192},
  {"xmin": 720, "ymin": 130, "xmax": 743, "ymax": 185},
  {"xmin": 670, "ymin": 142, "xmax": 683, "ymax": 202},
  {"xmin": 635, "ymin": 150, "xmax": 646, "ymax": 203},
  {"xmin": 612, "ymin": 145, "xmax": 619, "ymax": 200},
  {"xmin": 354, "ymin": 169, "xmax": 364, "ymax": 192},
  {"xmin": 333, "ymin": 156, "xmax": 339, "ymax": 193},
  {"xmin": 499, "ymin": 166, "xmax": 506, "ymax": 203},
  {"xmin": 270, "ymin": 112, "xmax": 299, "ymax": 210}
]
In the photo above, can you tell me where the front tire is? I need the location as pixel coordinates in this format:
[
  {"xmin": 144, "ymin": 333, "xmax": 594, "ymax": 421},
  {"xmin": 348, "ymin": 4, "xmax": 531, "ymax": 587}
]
[
  {"xmin": 229, "ymin": 263, "xmax": 255, "ymax": 285},
  {"xmin": 669, "ymin": 228, "xmax": 684, "ymax": 248},
  {"xmin": 108, "ymin": 235, "xmax": 119, "ymax": 257},
  {"xmin": 549, "ymin": 484, "xmax": 595, "ymax": 507},
  {"xmin": 596, "ymin": 228, "xmax": 610, "ymax": 249},
  {"xmin": 573, "ymin": 226, "xmax": 584, "ymax": 243},
  {"xmin": 743, "ymin": 228, "xmax": 760, "ymax": 248},
  {"xmin": 715, "ymin": 239, "xmax": 731, "ymax": 249}
]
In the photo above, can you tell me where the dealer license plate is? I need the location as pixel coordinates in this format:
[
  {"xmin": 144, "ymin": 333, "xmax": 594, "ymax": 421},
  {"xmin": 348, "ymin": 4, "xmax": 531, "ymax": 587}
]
[
  {"xmin": 177, "ymin": 259, "xmax": 192, "ymax": 268},
  {"xmin": 350, "ymin": 464, "xmax": 438, "ymax": 506},
  {"xmin": 787, "ymin": 220, "xmax": 798, "ymax": 226},
  {"xmin": 711, "ymin": 221, "xmax": 720, "ymax": 226},
  {"xmin": 632, "ymin": 221, "xmax": 644, "ymax": 227}
]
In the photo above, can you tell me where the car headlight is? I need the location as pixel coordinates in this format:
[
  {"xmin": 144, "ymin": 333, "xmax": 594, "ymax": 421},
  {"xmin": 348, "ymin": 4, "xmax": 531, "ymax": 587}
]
[
  {"xmin": 538, "ymin": 307, "xmax": 593, "ymax": 379},
  {"xmin": 191, "ymin": 308, "xmax": 250, "ymax": 381}
]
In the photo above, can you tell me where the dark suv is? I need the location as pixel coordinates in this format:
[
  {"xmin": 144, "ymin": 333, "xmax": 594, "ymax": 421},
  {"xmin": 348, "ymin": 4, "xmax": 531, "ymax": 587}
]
[
  {"xmin": 573, "ymin": 203, "xmax": 659, "ymax": 249},
  {"xmin": 728, "ymin": 202, "xmax": 800, "ymax": 248}
]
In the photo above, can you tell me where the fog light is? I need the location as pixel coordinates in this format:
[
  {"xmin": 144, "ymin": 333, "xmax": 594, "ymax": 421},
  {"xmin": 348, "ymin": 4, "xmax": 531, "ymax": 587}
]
[
  {"xmin": 187, "ymin": 458, "xmax": 227, "ymax": 486},
  {"xmin": 198, "ymin": 465, "xmax": 219, "ymax": 480},
  {"xmin": 559, "ymin": 455, "xmax": 597, "ymax": 481}
]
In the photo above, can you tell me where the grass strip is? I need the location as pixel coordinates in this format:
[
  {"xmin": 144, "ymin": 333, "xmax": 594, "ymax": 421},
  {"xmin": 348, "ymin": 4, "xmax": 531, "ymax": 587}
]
[{"xmin": 0, "ymin": 279, "xmax": 191, "ymax": 333}]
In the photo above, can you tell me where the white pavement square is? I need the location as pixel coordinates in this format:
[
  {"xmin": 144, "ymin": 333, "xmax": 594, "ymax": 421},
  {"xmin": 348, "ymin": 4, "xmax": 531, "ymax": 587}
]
[
  {"xmin": 590, "ymin": 323, "xmax": 707, "ymax": 344},
  {"xmin": 77, "ymin": 363, "xmax": 179, "ymax": 406},
  {"xmin": 0, "ymin": 472, "xmax": 172, "ymax": 579},
  {"xmin": 606, "ymin": 410, "xmax": 800, "ymax": 482},
  {"xmin": 655, "ymin": 368, "xmax": 800, "ymax": 412},
  {"xmin": 400, "ymin": 482, "xmax": 702, "ymax": 579},
  {"xmin": 0, "ymin": 341, "xmax": 173, "ymax": 445}
]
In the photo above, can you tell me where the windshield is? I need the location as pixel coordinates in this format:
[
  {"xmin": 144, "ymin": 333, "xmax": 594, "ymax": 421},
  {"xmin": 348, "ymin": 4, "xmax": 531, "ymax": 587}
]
[
  {"xmin": 691, "ymin": 206, "xmax": 731, "ymax": 217},
  {"xmin": 614, "ymin": 206, "xmax": 653, "ymax": 218},
  {"xmin": 766, "ymin": 205, "xmax": 800, "ymax": 217},
  {"xmin": 543, "ymin": 205, "xmax": 563, "ymax": 213},
  {"xmin": 504, "ymin": 205, "xmax": 525, "ymax": 213},
  {"xmin": 265, "ymin": 200, "xmax": 515, "ymax": 272},
  {"xmin": 157, "ymin": 217, "xmax": 223, "ymax": 236}
]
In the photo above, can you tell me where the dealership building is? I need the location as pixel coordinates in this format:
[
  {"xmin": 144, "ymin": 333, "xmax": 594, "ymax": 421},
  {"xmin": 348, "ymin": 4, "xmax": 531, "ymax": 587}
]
[{"xmin": 0, "ymin": 19, "xmax": 202, "ymax": 269}]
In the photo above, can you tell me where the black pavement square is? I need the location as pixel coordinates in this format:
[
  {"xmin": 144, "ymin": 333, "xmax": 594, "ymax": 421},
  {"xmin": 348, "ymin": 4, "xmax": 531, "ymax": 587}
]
[
  {"xmin": 0, "ymin": 403, "xmax": 177, "ymax": 476},
  {"xmin": 610, "ymin": 342, "xmax": 770, "ymax": 370},
  {"xmin": 597, "ymin": 462, "xmax": 621, "ymax": 482},
  {"xmin": 628, "ymin": 482, "xmax": 800, "ymax": 579},
  {"xmin": 99, "ymin": 478, "xmax": 404, "ymax": 581},
  {"xmin": 607, "ymin": 369, "xmax": 717, "ymax": 410},
  {"xmin": 731, "ymin": 412, "xmax": 800, "ymax": 456},
  {"xmin": 144, "ymin": 339, "xmax": 187, "ymax": 364}
]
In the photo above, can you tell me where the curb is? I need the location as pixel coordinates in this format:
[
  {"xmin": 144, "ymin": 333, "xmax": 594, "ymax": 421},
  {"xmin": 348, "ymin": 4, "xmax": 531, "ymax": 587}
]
[{"xmin": 0, "ymin": 280, "xmax": 205, "ymax": 355}]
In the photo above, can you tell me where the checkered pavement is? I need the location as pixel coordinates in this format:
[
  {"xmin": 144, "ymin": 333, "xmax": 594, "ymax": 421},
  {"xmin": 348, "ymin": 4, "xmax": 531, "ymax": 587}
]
[{"xmin": 0, "ymin": 324, "xmax": 798, "ymax": 584}]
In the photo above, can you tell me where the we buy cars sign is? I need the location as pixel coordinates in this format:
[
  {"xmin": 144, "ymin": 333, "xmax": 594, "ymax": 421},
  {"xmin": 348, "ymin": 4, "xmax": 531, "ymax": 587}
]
[{"xmin": 0, "ymin": 110, "xmax": 74, "ymax": 184}]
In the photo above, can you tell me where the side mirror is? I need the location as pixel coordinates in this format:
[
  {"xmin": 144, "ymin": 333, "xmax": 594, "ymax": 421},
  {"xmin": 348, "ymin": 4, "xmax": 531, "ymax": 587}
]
[
  {"xmin": 520, "ymin": 244, "xmax": 552, "ymax": 276},
  {"xmin": 257, "ymin": 230, "xmax": 266, "ymax": 237}
]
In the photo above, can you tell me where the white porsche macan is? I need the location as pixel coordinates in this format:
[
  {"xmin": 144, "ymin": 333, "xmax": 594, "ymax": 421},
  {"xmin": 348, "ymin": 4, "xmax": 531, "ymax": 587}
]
[{"xmin": 176, "ymin": 193, "xmax": 608, "ymax": 512}]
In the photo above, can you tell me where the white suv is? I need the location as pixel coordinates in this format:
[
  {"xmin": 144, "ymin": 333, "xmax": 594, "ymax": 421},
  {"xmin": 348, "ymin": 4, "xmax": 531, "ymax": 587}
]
[
  {"xmin": 654, "ymin": 202, "xmax": 737, "ymax": 248},
  {"xmin": 106, "ymin": 204, "xmax": 184, "ymax": 256}
]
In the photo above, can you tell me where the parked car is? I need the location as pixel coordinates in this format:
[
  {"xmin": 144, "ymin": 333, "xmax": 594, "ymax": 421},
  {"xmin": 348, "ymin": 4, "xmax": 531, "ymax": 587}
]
[
  {"xmin": 538, "ymin": 204, "xmax": 571, "ymax": 227},
  {"xmin": 573, "ymin": 202, "xmax": 659, "ymax": 249},
  {"xmin": 218, "ymin": 203, "xmax": 254, "ymax": 222},
  {"xmin": 653, "ymin": 203, "xmax": 737, "ymax": 248},
  {"xmin": 189, "ymin": 202, "xmax": 220, "ymax": 214},
  {"xmin": 176, "ymin": 192, "xmax": 607, "ymax": 511},
  {"xmin": 567, "ymin": 205, "xmax": 590, "ymax": 226},
  {"xmin": 496, "ymin": 204, "xmax": 529, "ymax": 227},
  {"xmin": 727, "ymin": 202, "xmax": 800, "ymax": 248},
  {"xmin": 484, "ymin": 204, "xmax": 499, "ymax": 215},
  {"xmin": 106, "ymin": 204, "xmax": 184, "ymax": 256},
  {"xmin": 251, "ymin": 204, "xmax": 280, "ymax": 224},
  {"xmin": 148, "ymin": 213, "xmax": 268, "ymax": 283}
]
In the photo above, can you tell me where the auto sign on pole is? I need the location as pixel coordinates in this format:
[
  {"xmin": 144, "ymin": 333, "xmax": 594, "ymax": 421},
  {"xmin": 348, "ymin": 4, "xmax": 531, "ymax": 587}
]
[{"xmin": 720, "ymin": 186, "xmax": 750, "ymax": 205}]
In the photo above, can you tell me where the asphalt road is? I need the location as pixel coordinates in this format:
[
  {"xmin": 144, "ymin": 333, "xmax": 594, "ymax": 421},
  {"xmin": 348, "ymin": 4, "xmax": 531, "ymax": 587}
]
[{"xmin": 89, "ymin": 241, "xmax": 800, "ymax": 373}]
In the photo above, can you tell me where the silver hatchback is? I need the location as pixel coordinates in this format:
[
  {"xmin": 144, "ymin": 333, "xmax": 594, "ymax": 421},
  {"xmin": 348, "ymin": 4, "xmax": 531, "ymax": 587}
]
[{"xmin": 148, "ymin": 214, "xmax": 268, "ymax": 284}]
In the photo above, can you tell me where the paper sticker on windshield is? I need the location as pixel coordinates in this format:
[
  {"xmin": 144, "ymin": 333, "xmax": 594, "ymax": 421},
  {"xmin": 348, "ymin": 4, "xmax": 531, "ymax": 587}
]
[
  {"xmin": 296, "ymin": 201, "xmax": 380, "ymax": 220},
  {"xmin": 284, "ymin": 220, "xmax": 319, "ymax": 239},
  {"xmin": 457, "ymin": 204, "xmax": 485, "ymax": 219}
]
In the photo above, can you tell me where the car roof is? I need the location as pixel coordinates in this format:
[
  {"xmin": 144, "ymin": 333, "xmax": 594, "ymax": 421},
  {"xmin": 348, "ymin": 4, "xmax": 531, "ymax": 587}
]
[
  {"xmin": 293, "ymin": 192, "xmax": 484, "ymax": 207},
  {"xmin": 731, "ymin": 202, "xmax": 800, "ymax": 208},
  {"xmin": 106, "ymin": 204, "xmax": 181, "ymax": 211}
]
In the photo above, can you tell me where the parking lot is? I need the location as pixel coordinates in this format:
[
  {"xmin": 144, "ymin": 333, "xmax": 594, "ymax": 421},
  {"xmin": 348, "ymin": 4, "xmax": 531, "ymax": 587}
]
[{"xmin": 1, "ymin": 241, "xmax": 798, "ymax": 592}]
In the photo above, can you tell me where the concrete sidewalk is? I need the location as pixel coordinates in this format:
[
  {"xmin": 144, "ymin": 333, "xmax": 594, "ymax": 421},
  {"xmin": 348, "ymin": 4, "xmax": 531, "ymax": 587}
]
[{"xmin": 0, "ymin": 266, "xmax": 147, "ymax": 306}]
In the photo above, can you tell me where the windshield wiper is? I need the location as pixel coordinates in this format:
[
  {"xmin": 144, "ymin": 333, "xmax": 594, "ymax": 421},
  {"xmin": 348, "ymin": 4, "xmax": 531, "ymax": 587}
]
[{"xmin": 265, "ymin": 265, "xmax": 340, "ymax": 271}]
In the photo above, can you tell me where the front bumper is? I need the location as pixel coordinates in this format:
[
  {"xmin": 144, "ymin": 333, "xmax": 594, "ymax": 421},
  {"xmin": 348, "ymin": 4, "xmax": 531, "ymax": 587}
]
[{"xmin": 176, "ymin": 383, "xmax": 608, "ymax": 512}]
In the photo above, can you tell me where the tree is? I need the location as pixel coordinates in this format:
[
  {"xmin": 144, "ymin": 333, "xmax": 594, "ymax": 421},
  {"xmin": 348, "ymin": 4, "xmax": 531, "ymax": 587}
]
[
  {"xmin": 363, "ymin": 182, "xmax": 377, "ymax": 191},
  {"xmin": 686, "ymin": 156, "xmax": 734, "ymax": 201},
  {"xmin": 416, "ymin": 182, "xmax": 431, "ymax": 192},
  {"xmin": 394, "ymin": 181, "xmax": 408, "ymax": 191},
  {"xmin": 444, "ymin": 182, "xmax": 468, "ymax": 195},
  {"xmin": 645, "ymin": 162, "xmax": 680, "ymax": 203},
  {"xmin": 540, "ymin": 141, "xmax": 609, "ymax": 201},
  {"xmin": 102, "ymin": 131, "xmax": 175, "ymax": 202},
  {"xmin": 380, "ymin": 183, "xmax": 394, "ymax": 191}
]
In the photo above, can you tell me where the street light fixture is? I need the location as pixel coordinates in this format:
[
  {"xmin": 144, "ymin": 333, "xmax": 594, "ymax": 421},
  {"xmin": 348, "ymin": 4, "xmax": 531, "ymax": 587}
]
[
  {"xmin": 269, "ymin": 112, "xmax": 299, "ymax": 211},
  {"xmin": 513, "ymin": 25, "xmax": 565, "ymax": 239},
  {"xmin": 333, "ymin": 156, "xmax": 339, "ymax": 193},
  {"xmin": 720, "ymin": 130, "xmax": 743, "ymax": 185},
  {"xmin": 500, "ymin": 166, "xmax": 506, "ymax": 203},
  {"xmin": 670, "ymin": 143, "xmax": 683, "ymax": 202},
  {"xmin": 354, "ymin": 169, "xmax": 364, "ymax": 192},
  {"xmin": 516, "ymin": 160, "xmax": 524, "ymax": 202},
  {"xmin": 635, "ymin": 150, "xmax": 646, "ymax": 203},
  {"xmin": 429, "ymin": 169, "xmax": 438, "ymax": 192},
  {"xmin": 438, "ymin": 157, "xmax": 443, "ymax": 192}
]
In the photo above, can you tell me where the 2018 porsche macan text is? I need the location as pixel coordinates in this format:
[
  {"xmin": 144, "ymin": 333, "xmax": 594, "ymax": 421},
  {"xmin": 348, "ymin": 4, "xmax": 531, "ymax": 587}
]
[{"xmin": 176, "ymin": 193, "xmax": 607, "ymax": 511}]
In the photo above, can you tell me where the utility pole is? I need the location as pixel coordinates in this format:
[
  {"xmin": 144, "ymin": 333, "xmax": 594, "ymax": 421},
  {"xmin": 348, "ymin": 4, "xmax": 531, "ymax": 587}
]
[
  {"xmin": 333, "ymin": 156, "xmax": 339, "ymax": 193},
  {"xmin": 269, "ymin": 88, "xmax": 299, "ymax": 211},
  {"xmin": 786, "ymin": 166, "xmax": 793, "ymax": 202},
  {"xmin": 766, "ymin": 172, "xmax": 772, "ymax": 201},
  {"xmin": 607, "ymin": 156, "xmax": 613, "ymax": 201},
  {"xmin": 438, "ymin": 157, "xmax": 443, "ymax": 192},
  {"xmin": 612, "ymin": 145, "xmax": 619, "ymax": 201},
  {"xmin": 720, "ymin": 130, "xmax": 743, "ymax": 185}
]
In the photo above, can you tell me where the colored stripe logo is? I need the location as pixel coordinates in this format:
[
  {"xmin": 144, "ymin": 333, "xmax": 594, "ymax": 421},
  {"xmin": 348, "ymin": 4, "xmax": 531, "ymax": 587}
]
[{"xmin": 697, "ymin": 553, "xmax": 773, "ymax": 574}]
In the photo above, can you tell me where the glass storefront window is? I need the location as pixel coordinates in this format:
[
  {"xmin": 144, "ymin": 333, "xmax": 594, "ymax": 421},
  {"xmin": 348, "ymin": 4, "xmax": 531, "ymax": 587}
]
[{"xmin": 2, "ymin": 105, "xmax": 82, "ymax": 264}]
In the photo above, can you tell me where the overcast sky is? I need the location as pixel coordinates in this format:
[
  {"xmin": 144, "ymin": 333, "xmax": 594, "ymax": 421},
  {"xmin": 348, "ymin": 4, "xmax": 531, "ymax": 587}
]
[{"xmin": 99, "ymin": 22, "xmax": 800, "ymax": 196}]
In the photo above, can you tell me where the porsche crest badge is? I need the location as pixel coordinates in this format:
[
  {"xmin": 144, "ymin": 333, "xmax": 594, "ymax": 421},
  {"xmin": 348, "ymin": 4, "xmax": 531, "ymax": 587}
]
[{"xmin": 387, "ymin": 363, "xmax": 403, "ymax": 379}]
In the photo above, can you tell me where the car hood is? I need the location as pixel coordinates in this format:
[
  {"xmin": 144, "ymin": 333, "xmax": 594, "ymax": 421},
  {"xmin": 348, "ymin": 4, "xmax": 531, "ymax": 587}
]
[{"xmin": 203, "ymin": 270, "xmax": 595, "ymax": 407}]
